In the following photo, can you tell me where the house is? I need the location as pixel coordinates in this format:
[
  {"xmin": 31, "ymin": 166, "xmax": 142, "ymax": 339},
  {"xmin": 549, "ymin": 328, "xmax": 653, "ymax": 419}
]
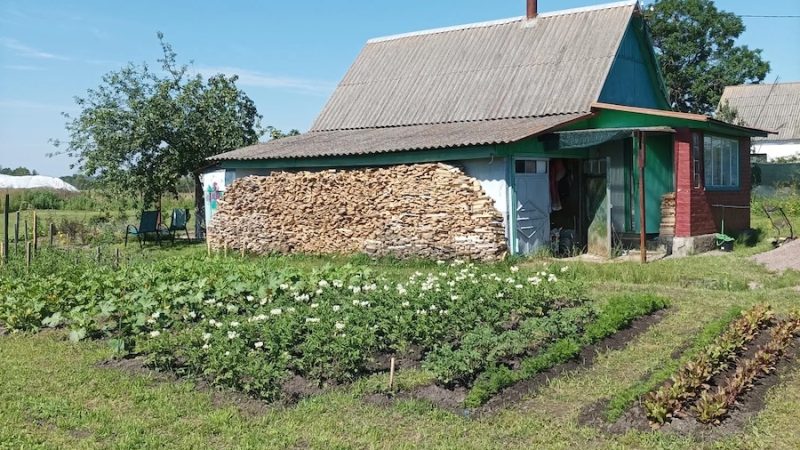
[
  {"xmin": 720, "ymin": 82, "xmax": 800, "ymax": 162},
  {"xmin": 203, "ymin": 0, "xmax": 767, "ymax": 259}
]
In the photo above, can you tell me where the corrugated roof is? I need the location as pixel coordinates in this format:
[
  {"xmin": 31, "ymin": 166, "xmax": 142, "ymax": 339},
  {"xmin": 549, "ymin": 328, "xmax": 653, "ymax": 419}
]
[
  {"xmin": 720, "ymin": 82, "xmax": 800, "ymax": 141},
  {"xmin": 210, "ymin": 114, "xmax": 587, "ymax": 161},
  {"xmin": 311, "ymin": 1, "xmax": 637, "ymax": 131}
]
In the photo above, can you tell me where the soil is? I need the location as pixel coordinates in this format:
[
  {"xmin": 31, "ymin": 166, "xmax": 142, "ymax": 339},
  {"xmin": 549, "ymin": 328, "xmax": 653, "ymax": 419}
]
[
  {"xmin": 578, "ymin": 329, "xmax": 800, "ymax": 442},
  {"xmin": 96, "ymin": 355, "xmax": 272, "ymax": 417},
  {"xmin": 364, "ymin": 345, "xmax": 424, "ymax": 373},
  {"xmin": 364, "ymin": 309, "xmax": 669, "ymax": 417},
  {"xmin": 281, "ymin": 374, "xmax": 324, "ymax": 403},
  {"xmin": 751, "ymin": 238, "xmax": 800, "ymax": 272}
]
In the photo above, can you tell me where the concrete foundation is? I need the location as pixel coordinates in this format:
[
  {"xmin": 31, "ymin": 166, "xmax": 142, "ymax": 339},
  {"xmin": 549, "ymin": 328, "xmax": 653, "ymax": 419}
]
[{"xmin": 671, "ymin": 234, "xmax": 718, "ymax": 257}]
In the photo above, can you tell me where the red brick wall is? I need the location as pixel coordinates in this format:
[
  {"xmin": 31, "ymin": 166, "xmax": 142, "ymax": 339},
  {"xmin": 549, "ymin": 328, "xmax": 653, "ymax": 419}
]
[{"xmin": 674, "ymin": 129, "xmax": 751, "ymax": 237}]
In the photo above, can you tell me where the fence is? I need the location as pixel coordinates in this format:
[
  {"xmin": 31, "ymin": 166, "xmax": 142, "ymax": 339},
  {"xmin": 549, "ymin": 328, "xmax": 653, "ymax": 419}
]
[{"xmin": 753, "ymin": 163, "xmax": 800, "ymax": 188}]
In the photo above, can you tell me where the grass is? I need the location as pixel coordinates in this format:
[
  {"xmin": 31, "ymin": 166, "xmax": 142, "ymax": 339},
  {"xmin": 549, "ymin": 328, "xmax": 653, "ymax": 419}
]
[{"xmin": 2, "ymin": 214, "xmax": 800, "ymax": 448}]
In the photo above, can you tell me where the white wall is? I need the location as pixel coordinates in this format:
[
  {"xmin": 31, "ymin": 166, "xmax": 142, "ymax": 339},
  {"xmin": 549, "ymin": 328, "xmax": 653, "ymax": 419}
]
[
  {"xmin": 753, "ymin": 140, "xmax": 800, "ymax": 161},
  {"xmin": 461, "ymin": 158, "xmax": 508, "ymax": 237}
]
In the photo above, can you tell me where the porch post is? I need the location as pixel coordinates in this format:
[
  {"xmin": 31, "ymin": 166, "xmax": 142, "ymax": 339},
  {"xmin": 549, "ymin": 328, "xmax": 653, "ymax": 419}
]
[{"xmin": 638, "ymin": 131, "xmax": 647, "ymax": 264}]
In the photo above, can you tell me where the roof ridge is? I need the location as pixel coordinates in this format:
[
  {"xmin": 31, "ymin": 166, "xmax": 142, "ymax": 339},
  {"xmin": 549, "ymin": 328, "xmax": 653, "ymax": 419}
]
[{"xmin": 367, "ymin": 1, "xmax": 637, "ymax": 44}]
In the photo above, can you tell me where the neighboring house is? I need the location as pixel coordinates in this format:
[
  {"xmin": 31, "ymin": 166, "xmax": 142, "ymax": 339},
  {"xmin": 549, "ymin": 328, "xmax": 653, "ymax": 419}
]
[
  {"xmin": 204, "ymin": 0, "xmax": 767, "ymax": 257},
  {"xmin": 720, "ymin": 82, "xmax": 800, "ymax": 161}
]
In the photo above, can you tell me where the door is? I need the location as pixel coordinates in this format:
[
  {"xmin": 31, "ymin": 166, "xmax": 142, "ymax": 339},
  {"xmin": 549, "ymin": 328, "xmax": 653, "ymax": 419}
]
[
  {"xmin": 584, "ymin": 158, "xmax": 612, "ymax": 257},
  {"xmin": 514, "ymin": 159, "xmax": 550, "ymax": 255}
]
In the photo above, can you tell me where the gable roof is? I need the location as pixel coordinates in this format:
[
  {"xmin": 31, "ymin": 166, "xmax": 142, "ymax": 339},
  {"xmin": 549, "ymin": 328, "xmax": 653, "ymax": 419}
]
[
  {"xmin": 213, "ymin": 1, "xmax": 641, "ymax": 162},
  {"xmin": 720, "ymin": 82, "xmax": 800, "ymax": 141}
]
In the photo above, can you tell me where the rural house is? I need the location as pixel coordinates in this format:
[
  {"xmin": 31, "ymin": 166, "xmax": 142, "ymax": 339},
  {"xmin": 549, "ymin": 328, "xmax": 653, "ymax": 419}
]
[
  {"xmin": 720, "ymin": 82, "xmax": 800, "ymax": 162},
  {"xmin": 203, "ymin": 0, "xmax": 767, "ymax": 259}
]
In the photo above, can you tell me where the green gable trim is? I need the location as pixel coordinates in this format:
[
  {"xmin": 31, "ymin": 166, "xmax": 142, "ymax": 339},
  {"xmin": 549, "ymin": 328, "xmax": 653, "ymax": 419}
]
[
  {"xmin": 599, "ymin": 18, "xmax": 669, "ymax": 110},
  {"xmin": 564, "ymin": 109, "xmax": 764, "ymax": 137}
]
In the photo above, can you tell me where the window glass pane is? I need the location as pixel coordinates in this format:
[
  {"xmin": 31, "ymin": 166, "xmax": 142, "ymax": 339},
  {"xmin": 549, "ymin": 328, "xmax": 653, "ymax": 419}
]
[
  {"xmin": 703, "ymin": 135, "xmax": 739, "ymax": 189},
  {"xmin": 515, "ymin": 160, "xmax": 525, "ymax": 174},
  {"xmin": 536, "ymin": 160, "xmax": 547, "ymax": 174},
  {"xmin": 525, "ymin": 160, "xmax": 536, "ymax": 173},
  {"xmin": 704, "ymin": 136, "xmax": 713, "ymax": 186}
]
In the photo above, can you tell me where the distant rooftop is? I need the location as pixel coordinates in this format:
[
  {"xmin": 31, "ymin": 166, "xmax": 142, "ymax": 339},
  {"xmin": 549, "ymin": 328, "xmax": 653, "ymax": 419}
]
[{"xmin": 720, "ymin": 82, "xmax": 800, "ymax": 141}]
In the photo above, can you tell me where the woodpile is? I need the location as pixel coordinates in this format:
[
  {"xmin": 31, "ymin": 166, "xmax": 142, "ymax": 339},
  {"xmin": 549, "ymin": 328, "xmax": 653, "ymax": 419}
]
[
  {"xmin": 207, "ymin": 163, "xmax": 507, "ymax": 260},
  {"xmin": 660, "ymin": 192, "xmax": 676, "ymax": 237}
]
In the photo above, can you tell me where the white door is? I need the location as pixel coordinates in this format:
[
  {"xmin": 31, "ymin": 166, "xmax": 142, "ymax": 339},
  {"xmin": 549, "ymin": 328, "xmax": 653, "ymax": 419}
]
[{"xmin": 514, "ymin": 159, "xmax": 550, "ymax": 254}]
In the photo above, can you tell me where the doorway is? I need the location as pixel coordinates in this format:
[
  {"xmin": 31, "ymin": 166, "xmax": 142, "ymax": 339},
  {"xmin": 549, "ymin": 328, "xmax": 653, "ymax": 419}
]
[{"xmin": 513, "ymin": 158, "xmax": 550, "ymax": 254}]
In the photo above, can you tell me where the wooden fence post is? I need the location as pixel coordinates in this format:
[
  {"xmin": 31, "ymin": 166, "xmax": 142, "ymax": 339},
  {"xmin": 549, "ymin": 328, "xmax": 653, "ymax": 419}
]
[
  {"xmin": 49, "ymin": 223, "xmax": 55, "ymax": 247},
  {"xmin": 14, "ymin": 211, "xmax": 19, "ymax": 254},
  {"xmin": 2, "ymin": 193, "xmax": 8, "ymax": 265},
  {"xmin": 32, "ymin": 210, "xmax": 38, "ymax": 256},
  {"xmin": 24, "ymin": 219, "xmax": 28, "ymax": 244},
  {"xmin": 25, "ymin": 241, "xmax": 31, "ymax": 272}
]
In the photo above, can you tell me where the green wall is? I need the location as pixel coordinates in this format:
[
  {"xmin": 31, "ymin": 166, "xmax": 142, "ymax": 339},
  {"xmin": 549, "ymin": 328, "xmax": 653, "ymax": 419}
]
[{"xmin": 631, "ymin": 133, "xmax": 674, "ymax": 234}]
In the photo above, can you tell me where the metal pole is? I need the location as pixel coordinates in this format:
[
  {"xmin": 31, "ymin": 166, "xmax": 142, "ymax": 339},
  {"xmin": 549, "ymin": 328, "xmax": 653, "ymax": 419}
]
[{"xmin": 638, "ymin": 131, "xmax": 647, "ymax": 264}]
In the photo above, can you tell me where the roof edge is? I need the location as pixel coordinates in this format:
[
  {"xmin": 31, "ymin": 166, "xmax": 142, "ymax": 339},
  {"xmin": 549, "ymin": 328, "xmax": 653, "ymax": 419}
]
[{"xmin": 368, "ymin": 1, "xmax": 638, "ymax": 44}]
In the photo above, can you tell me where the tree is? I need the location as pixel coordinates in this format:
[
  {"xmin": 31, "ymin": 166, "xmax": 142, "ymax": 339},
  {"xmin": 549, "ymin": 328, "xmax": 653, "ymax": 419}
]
[
  {"xmin": 645, "ymin": 0, "xmax": 770, "ymax": 114},
  {"xmin": 53, "ymin": 33, "xmax": 263, "ymax": 215},
  {"xmin": 0, "ymin": 166, "xmax": 38, "ymax": 176},
  {"xmin": 266, "ymin": 126, "xmax": 300, "ymax": 140}
]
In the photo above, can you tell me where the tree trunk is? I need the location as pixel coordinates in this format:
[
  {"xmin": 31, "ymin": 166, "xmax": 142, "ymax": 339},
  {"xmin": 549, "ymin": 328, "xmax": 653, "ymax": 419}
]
[{"xmin": 194, "ymin": 173, "xmax": 205, "ymax": 240}]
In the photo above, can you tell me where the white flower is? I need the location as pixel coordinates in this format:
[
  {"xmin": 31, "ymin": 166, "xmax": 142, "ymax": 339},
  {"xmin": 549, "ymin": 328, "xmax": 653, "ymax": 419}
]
[
  {"xmin": 315, "ymin": 289, "xmax": 323, "ymax": 295},
  {"xmin": 294, "ymin": 293, "xmax": 310, "ymax": 302},
  {"xmin": 332, "ymin": 305, "xmax": 341, "ymax": 312},
  {"xmin": 306, "ymin": 317, "xmax": 320, "ymax": 324},
  {"xmin": 246, "ymin": 295, "xmax": 254, "ymax": 302},
  {"xmin": 151, "ymin": 311, "xmax": 161, "ymax": 319},
  {"xmin": 226, "ymin": 304, "xmax": 237, "ymax": 313},
  {"xmin": 529, "ymin": 276, "xmax": 542, "ymax": 286},
  {"xmin": 224, "ymin": 351, "xmax": 231, "ymax": 356},
  {"xmin": 510, "ymin": 266, "xmax": 519, "ymax": 273},
  {"xmin": 279, "ymin": 283, "xmax": 289, "ymax": 290},
  {"xmin": 350, "ymin": 286, "xmax": 362, "ymax": 294},
  {"xmin": 318, "ymin": 280, "xmax": 330, "ymax": 288},
  {"xmin": 259, "ymin": 298, "xmax": 268, "ymax": 305},
  {"xmin": 310, "ymin": 303, "xmax": 319, "ymax": 309},
  {"xmin": 254, "ymin": 341, "xmax": 264, "ymax": 349},
  {"xmin": 437, "ymin": 260, "xmax": 445, "ymax": 265},
  {"xmin": 496, "ymin": 292, "xmax": 504, "ymax": 298},
  {"xmin": 429, "ymin": 304, "xmax": 438, "ymax": 311},
  {"xmin": 548, "ymin": 274, "xmax": 558, "ymax": 283},
  {"xmin": 333, "ymin": 280, "xmax": 344, "ymax": 288},
  {"xmin": 204, "ymin": 299, "xmax": 217, "ymax": 305},
  {"xmin": 270, "ymin": 308, "xmax": 282, "ymax": 316},
  {"xmin": 359, "ymin": 301, "xmax": 370, "ymax": 307},
  {"xmin": 515, "ymin": 284, "xmax": 523, "ymax": 289},
  {"xmin": 230, "ymin": 321, "xmax": 240, "ymax": 328},
  {"xmin": 287, "ymin": 307, "xmax": 296, "ymax": 313},
  {"xmin": 149, "ymin": 330, "xmax": 161, "ymax": 338},
  {"xmin": 227, "ymin": 331, "xmax": 239, "ymax": 340},
  {"xmin": 451, "ymin": 295, "xmax": 460, "ymax": 301},
  {"xmin": 188, "ymin": 311, "xmax": 197, "ymax": 319},
  {"xmin": 202, "ymin": 333, "xmax": 212, "ymax": 341},
  {"xmin": 561, "ymin": 266, "xmax": 569, "ymax": 273},
  {"xmin": 439, "ymin": 309, "xmax": 449, "ymax": 315},
  {"xmin": 335, "ymin": 322, "xmax": 345, "ymax": 330},
  {"xmin": 202, "ymin": 343, "xmax": 210, "ymax": 350},
  {"xmin": 505, "ymin": 277, "xmax": 515, "ymax": 284},
  {"xmin": 146, "ymin": 318, "xmax": 157, "ymax": 324},
  {"xmin": 353, "ymin": 300, "xmax": 360, "ymax": 306},
  {"xmin": 416, "ymin": 310, "xmax": 427, "ymax": 315},
  {"xmin": 448, "ymin": 281, "xmax": 456, "ymax": 287},
  {"xmin": 401, "ymin": 301, "xmax": 411, "ymax": 307}
]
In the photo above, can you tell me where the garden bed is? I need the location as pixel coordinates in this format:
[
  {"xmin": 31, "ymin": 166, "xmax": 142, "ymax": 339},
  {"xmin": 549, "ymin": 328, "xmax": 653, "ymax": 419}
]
[{"xmin": 579, "ymin": 306, "xmax": 800, "ymax": 439}]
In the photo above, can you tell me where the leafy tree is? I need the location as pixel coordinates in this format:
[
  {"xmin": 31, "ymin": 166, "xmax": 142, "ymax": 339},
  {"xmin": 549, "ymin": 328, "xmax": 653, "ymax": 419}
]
[
  {"xmin": 52, "ymin": 33, "xmax": 264, "ymax": 215},
  {"xmin": 645, "ymin": 0, "xmax": 770, "ymax": 114},
  {"xmin": 266, "ymin": 126, "xmax": 300, "ymax": 140},
  {"xmin": 0, "ymin": 166, "xmax": 38, "ymax": 176},
  {"xmin": 716, "ymin": 99, "xmax": 746, "ymax": 126}
]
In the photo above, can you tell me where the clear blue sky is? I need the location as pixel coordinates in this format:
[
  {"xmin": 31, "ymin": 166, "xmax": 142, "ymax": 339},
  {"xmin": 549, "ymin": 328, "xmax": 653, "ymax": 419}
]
[{"xmin": 1, "ymin": 0, "xmax": 799, "ymax": 176}]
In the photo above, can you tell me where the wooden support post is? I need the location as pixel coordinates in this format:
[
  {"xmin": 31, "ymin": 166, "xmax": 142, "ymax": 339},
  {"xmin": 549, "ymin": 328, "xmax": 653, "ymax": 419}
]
[
  {"xmin": 223, "ymin": 243, "xmax": 228, "ymax": 258},
  {"xmin": 388, "ymin": 357, "xmax": 396, "ymax": 391},
  {"xmin": 2, "ymin": 194, "xmax": 8, "ymax": 265},
  {"xmin": 14, "ymin": 211, "xmax": 19, "ymax": 254},
  {"xmin": 25, "ymin": 241, "xmax": 32, "ymax": 272},
  {"xmin": 32, "ymin": 210, "xmax": 38, "ymax": 256},
  {"xmin": 24, "ymin": 219, "xmax": 28, "ymax": 244},
  {"xmin": 0, "ymin": 243, "xmax": 4, "ymax": 267},
  {"xmin": 638, "ymin": 131, "xmax": 647, "ymax": 264},
  {"xmin": 49, "ymin": 223, "xmax": 55, "ymax": 247},
  {"xmin": 96, "ymin": 247, "xmax": 101, "ymax": 264}
]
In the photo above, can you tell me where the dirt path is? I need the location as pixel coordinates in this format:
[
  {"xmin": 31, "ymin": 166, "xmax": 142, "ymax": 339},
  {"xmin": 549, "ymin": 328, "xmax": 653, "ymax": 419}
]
[{"xmin": 750, "ymin": 239, "xmax": 800, "ymax": 273}]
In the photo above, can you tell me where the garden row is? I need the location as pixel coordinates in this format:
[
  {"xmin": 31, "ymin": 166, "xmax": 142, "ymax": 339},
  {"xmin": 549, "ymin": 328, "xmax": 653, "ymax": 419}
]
[
  {"xmin": 2, "ymin": 250, "xmax": 609, "ymax": 402},
  {"xmin": 641, "ymin": 304, "xmax": 800, "ymax": 427}
]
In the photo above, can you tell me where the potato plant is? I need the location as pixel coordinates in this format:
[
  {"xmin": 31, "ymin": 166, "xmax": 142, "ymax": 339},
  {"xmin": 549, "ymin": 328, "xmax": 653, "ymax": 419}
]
[{"xmin": 0, "ymin": 252, "xmax": 594, "ymax": 401}]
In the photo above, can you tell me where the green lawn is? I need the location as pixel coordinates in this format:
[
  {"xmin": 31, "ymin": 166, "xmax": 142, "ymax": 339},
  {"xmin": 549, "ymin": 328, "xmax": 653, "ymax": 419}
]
[{"xmin": 1, "ymin": 249, "xmax": 800, "ymax": 449}]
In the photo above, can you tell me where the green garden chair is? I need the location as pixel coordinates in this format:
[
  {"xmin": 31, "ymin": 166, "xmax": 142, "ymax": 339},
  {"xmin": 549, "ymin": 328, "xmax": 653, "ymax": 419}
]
[
  {"xmin": 125, "ymin": 210, "xmax": 170, "ymax": 247},
  {"xmin": 168, "ymin": 208, "xmax": 191, "ymax": 242}
]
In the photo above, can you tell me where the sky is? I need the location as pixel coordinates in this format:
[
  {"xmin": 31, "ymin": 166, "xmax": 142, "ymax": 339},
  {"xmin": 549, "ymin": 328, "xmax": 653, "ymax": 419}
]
[{"xmin": 1, "ymin": 0, "xmax": 799, "ymax": 177}]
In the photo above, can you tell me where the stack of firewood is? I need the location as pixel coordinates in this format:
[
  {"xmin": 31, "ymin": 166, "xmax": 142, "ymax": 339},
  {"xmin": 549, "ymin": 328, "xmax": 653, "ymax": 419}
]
[
  {"xmin": 660, "ymin": 192, "xmax": 676, "ymax": 237},
  {"xmin": 207, "ymin": 163, "xmax": 507, "ymax": 260}
]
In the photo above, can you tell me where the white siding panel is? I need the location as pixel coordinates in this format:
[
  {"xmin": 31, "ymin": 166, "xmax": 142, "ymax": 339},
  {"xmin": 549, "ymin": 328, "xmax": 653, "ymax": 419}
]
[{"xmin": 461, "ymin": 158, "xmax": 509, "ymax": 239}]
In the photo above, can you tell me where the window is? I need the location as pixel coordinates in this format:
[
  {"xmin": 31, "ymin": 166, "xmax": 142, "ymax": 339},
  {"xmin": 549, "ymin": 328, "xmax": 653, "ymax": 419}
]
[
  {"xmin": 703, "ymin": 135, "xmax": 740, "ymax": 189},
  {"xmin": 691, "ymin": 132, "xmax": 702, "ymax": 189},
  {"xmin": 515, "ymin": 160, "xmax": 547, "ymax": 174}
]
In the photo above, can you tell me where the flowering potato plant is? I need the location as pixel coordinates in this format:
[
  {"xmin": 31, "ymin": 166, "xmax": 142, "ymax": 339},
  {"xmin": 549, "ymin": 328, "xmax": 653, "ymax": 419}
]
[{"xmin": 0, "ymin": 252, "xmax": 585, "ymax": 402}]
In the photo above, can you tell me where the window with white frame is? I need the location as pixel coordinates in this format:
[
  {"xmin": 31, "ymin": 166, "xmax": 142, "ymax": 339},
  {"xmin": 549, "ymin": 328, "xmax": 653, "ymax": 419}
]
[{"xmin": 703, "ymin": 135, "xmax": 740, "ymax": 189}]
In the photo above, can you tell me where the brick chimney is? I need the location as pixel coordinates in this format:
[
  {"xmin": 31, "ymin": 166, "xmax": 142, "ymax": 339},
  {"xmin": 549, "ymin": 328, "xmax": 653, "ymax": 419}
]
[{"xmin": 527, "ymin": 0, "xmax": 538, "ymax": 19}]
